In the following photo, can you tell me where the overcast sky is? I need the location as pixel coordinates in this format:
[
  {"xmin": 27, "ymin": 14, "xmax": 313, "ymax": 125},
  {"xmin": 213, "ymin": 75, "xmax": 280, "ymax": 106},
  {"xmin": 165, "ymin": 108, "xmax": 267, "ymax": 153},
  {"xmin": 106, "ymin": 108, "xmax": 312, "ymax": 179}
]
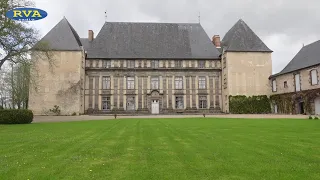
[{"xmin": 31, "ymin": 0, "xmax": 320, "ymax": 74}]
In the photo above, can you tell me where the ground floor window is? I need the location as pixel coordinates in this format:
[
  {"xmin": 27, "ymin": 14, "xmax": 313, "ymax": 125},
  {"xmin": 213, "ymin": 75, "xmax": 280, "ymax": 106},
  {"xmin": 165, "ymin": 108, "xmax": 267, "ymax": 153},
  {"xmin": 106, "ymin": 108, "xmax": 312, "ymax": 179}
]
[
  {"xmin": 127, "ymin": 96, "xmax": 135, "ymax": 110},
  {"xmin": 102, "ymin": 97, "xmax": 111, "ymax": 110},
  {"xmin": 199, "ymin": 96, "xmax": 207, "ymax": 109},
  {"xmin": 175, "ymin": 96, "xmax": 184, "ymax": 109}
]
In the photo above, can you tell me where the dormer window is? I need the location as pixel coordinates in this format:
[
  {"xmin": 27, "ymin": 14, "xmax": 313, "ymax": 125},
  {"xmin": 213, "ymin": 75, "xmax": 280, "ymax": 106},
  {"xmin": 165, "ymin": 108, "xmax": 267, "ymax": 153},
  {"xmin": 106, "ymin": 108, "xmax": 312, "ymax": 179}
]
[
  {"xmin": 151, "ymin": 60, "xmax": 159, "ymax": 68},
  {"xmin": 127, "ymin": 60, "xmax": 135, "ymax": 68},
  {"xmin": 175, "ymin": 60, "xmax": 182, "ymax": 68},
  {"xmin": 199, "ymin": 60, "xmax": 205, "ymax": 68},
  {"xmin": 103, "ymin": 60, "xmax": 111, "ymax": 68}
]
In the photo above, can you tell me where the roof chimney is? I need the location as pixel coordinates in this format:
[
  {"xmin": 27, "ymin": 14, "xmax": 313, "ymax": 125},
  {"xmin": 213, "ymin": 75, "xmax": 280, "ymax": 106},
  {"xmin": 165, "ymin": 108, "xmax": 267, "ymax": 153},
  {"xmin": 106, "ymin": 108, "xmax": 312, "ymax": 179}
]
[
  {"xmin": 212, "ymin": 35, "xmax": 221, "ymax": 48},
  {"xmin": 88, "ymin": 30, "xmax": 94, "ymax": 41}
]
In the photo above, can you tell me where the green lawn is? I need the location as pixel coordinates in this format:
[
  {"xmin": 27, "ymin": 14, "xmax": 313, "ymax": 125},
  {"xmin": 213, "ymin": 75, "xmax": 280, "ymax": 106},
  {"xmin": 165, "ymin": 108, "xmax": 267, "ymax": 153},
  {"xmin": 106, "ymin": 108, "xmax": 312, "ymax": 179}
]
[{"xmin": 0, "ymin": 118, "xmax": 319, "ymax": 180}]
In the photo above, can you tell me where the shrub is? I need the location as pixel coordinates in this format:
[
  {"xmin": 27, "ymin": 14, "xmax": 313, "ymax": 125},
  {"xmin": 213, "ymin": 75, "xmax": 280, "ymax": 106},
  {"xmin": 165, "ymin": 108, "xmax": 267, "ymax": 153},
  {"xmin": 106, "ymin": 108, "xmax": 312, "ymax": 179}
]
[
  {"xmin": 309, "ymin": 116, "xmax": 313, "ymax": 119},
  {"xmin": 315, "ymin": 116, "xmax": 319, "ymax": 120},
  {"xmin": 71, "ymin": 112, "xmax": 77, "ymax": 116},
  {"xmin": 49, "ymin": 105, "xmax": 61, "ymax": 116},
  {"xmin": 229, "ymin": 95, "xmax": 271, "ymax": 114},
  {"xmin": 0, "ymin": 109, "xmax": 33, "ymax": 124},
  {"xmin": 0, "ymin": 106, "xmax": 3, "ymax": 109}
]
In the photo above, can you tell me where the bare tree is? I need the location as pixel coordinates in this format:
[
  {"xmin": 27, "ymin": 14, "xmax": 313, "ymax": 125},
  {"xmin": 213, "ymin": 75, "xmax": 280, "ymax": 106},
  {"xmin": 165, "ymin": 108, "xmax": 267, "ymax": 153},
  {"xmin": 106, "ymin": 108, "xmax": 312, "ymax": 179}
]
[
  {"xmin": 0, "ymin": 0, "xmax": 53, "ymax": 69},
  {"xmin": 1, "ymin": 61, "xmax": 31, "ymax": 109}
]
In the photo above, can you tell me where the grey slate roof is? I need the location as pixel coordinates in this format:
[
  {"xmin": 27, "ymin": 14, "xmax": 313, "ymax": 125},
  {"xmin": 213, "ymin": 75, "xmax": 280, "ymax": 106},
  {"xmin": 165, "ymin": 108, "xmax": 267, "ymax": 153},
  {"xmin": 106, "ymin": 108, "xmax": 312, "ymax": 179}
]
[
  {"xmin": 80, "ymin": 38, "xmax": 92, "ymax": 50},
  {"xmin": 222, "ymin": 19, "xmax": 272, "ymax": 52},
  {"xmin": 86, "ymin": 22, "xmax": 220, "ymax": 59},
  {"xmin": 36, "ymin": 17, "xmax": 82, "ymax": 51},
  {"xmin": 271, "ymin": 40, "xmax": 320, "ymax": 78}
]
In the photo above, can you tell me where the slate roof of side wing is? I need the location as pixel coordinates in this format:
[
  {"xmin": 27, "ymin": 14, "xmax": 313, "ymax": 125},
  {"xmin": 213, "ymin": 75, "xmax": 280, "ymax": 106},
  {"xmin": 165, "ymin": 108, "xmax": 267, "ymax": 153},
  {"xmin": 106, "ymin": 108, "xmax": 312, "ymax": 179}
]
[
  {"xmin": 35, "ymin": 17, "xmax": 82, "ymax": 51},
  {"xmin": 271, "ymin": 40, "xmax": 320, "ymax": 78},
  {"xmin": 222, "ymin": 19, "xmax": 272, "ymax": 52},
  {"xmin": 86, "ymin": 22, "xmax": 221, "ymax": 59}
]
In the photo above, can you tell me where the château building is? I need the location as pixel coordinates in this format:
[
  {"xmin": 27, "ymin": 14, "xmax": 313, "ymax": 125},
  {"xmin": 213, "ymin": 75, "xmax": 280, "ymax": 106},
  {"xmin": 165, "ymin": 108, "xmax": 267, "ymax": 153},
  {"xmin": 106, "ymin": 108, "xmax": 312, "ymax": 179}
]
[{"xmin": 29, "ymin": 18, "xmax": 273, "ymax": 115}]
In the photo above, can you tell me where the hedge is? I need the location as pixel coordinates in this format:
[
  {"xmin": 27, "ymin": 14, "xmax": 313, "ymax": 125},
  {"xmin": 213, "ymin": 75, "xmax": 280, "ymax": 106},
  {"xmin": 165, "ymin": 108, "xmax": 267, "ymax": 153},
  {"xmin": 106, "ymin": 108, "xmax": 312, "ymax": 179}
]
[
  {"xmin": 229, "ymin": 95, "xmax": 271, "ymax": 114},
  {"xmin": 0, "ymin": 109, "xmax": 33, "ymax": 124}
]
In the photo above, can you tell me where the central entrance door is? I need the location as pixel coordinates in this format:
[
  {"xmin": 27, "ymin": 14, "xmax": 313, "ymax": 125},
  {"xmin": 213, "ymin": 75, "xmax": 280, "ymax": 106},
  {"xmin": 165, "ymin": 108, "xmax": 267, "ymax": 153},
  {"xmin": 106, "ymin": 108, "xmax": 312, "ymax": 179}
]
[{"xmin": 152, "ymin": 100, "xmax": 159, "ymax": 114}]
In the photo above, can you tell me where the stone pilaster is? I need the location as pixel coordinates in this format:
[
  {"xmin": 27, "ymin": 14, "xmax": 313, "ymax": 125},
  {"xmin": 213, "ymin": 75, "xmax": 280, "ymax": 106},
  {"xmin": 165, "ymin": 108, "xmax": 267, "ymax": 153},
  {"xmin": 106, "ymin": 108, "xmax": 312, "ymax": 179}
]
[
  {"xmin": 113, "ymin": 76, "xmax": 118, "ymax": 111},
  {"xmin": 168, "ymin": 76, "xmax": 173, "ymax": 109},
  {"xmin": 138, "ymin": 76, "xmax": 143, "ymax": 110},
  {"xmin": 209, "ymin": 76, "xmax": 215, "ymax": 112},
  {"xmin": 215, "ymin": 76, "xmax": 221, "ymax": 110},
  {"xmin": 94, "ymin": 76, "xmax": 99, "ymax": 111},
  {"xmin": 162, "ymin": 76, "xmax": 167, "ymax": 110},
  {"xmin": 118, "ymin": 76, "xmax": 124, "ymax": 111},
  {"xmin": 191, "ymin": 76, "xmax": 197, "ymax": 109}
]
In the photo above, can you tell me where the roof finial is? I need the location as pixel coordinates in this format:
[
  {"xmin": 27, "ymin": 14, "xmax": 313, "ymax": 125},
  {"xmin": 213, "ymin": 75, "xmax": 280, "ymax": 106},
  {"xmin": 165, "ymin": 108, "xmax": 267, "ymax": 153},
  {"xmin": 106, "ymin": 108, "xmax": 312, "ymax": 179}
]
[
  {"xmin": 198, "ymin": 12, "xmax": 201, "ymax": 24},
  {"xmin": 105, "ymin": 10, "xmax": 107, "ymax": 22}
]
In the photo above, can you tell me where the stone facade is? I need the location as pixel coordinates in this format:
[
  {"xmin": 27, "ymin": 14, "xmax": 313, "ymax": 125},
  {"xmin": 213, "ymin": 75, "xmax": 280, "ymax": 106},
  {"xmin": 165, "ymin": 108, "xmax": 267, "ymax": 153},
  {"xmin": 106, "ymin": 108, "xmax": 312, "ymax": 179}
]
[
  {"xmin": 222, "ymin": 52, "xmax": 272, "ymax": 113},
  {"xmin": 84, "ymin": 59, "xmax": 222, "ymax": 114},
  {"xmin": 29, "ymin": 50, "xmax": 85, "ymax": 115},
  {"xmin": 28, "ymin": 18, "xmax": 274, "ymax": 115},
  {"xmin": 271, "ymin": 65, "xmax": 320, "ymax": 94},
  {"xmin": 270, "ymin": 65, "xmax": 320, "ymax": 115}
]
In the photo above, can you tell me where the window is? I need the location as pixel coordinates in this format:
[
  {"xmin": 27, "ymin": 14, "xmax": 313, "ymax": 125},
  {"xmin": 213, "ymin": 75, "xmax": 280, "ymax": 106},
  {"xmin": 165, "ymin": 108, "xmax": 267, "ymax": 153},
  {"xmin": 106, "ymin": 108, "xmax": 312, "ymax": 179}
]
[
  {"xmin": 102, "ymin": 76, "xmax": 111, "ymax": 89},
  {"xmin": 127, "ymin": 77, "xmax": 135, "ymax": 89},
  {"xmin": 127, "ymin": 60, "xmax": 135, "ymax": 68},
  {"xmin": 127, "ymin": 96, "xmax": 135, "ymax": 110},
  {"xmin": 175, "ymin": 77, "xmax": 183, "ymax": 89},
  {"xmin": 113, "ymin": 60, "xmax": 118, "ymax": 67},
  {"xmin": 175, "ymin": 60, "xmax": 182, "ymax": 68},
  {"xmin": 199, "ymin": 96, "xmax": 207, "ymax": 109},
  {"xmin": 151, "ymin": 60, "xmax": 159, "ymax": 68},
  {"xmin": 151, "ymin": 77, "xmax": 159, "ymax": 89},
  {"xmin": 162, "ymin": 60, "xmax": 166, "ymax": 68},
  {"xmin": 191, "ymin": 61, "xmax": 195, "ymax": 68},
  {"xmin": 103, "ymin": 60, "xmax": 111, "ymax": 68},
  {"xmin": 199, "ymin": 77, "xmax": 206, "ymax": 89},
  {"xmin": 101, "ymin": 97, "xmax": 111, "ymax": 110},
  {"xmin": 175, "ymin": 96, "xmax": 184, "ymax": 109},
  {"xmin": 199, "ymin": 60, "xmax": 205, "ymax": 68},
  {"xmin": 295, "ymin": 74, "xmax": 301, "ymax": 91},
  {"xmin": 311, "ymin": 69, "xmax": 318, "ymax": 85},
  {"xmin": 284, "ymin": 81, "xmax": 288, "ymax": 88},
  {"xmin": 272, "ymin": 79, "xmax": 277, "ymax": 92}
]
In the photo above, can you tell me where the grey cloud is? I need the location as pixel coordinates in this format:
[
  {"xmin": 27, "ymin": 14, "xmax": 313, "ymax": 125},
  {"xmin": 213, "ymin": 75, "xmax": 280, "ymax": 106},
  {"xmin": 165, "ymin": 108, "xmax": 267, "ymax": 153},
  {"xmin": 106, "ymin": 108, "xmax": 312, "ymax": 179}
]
[{"xmin": 33, "ymin": 0, "xmax": 320, "ymax": 74}]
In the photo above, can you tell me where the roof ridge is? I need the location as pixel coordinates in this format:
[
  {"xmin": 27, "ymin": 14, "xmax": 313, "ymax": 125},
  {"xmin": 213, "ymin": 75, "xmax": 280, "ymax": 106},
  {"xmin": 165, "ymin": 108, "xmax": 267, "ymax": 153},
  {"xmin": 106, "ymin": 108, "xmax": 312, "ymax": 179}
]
[
  {"xmin": 272, "ymin": 39, "xmax": 320, "ymax": 77},
  {"xmin": 279, "ymin": 47, "xmax": 304, "ymax": 74},
  {"xmin": 222, "ymin": 19, "xmax": 272, "ymax": 52},
  {"xmin": 303, "ymin": 39, "xmax": 320, "ymax": 48},
  {"xmin": 104, "ymin": 21, "xmax": 200, "ymax": 25},
  {"xmin": 226, "ymin": 21, "xmax": 240, "ymax": 51},
  {"xmin": 64, "ymin": 18, "xmax": 82, "ymax": 47},
  {"xmin": 35, "ymin": 17, "xmax": 82, "ymax": 51}
]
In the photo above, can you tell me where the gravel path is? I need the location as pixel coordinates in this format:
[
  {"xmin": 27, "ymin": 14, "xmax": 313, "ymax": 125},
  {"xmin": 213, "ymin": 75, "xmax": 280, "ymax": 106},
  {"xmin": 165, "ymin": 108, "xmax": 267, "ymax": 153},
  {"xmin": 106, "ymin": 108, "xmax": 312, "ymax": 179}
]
[{"xmin": 33, "ymin": 114, "xmax": 309, "ymax": 123}]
